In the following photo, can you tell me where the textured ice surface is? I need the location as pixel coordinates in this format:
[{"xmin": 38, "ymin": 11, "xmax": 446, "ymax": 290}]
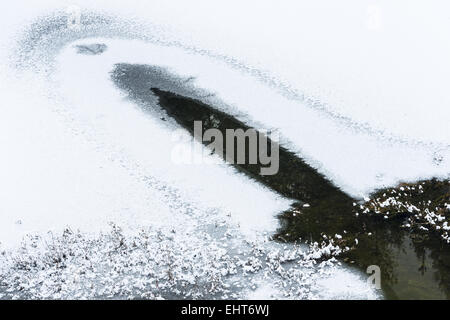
[
  {"xmin": 1, "ymin": 0, "xmax": 449, "ymax": 299},
  {"xmin": 4, "ymin": 1, "xmax": 450, "ymax": 196}
]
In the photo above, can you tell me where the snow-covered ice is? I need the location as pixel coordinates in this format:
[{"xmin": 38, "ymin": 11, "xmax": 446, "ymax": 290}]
[{"xmin": 1, "ymin": 0, "xmax": 449, "ymax": 299}]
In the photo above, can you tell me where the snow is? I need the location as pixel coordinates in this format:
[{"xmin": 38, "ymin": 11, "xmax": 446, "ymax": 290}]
[
  {"xmin": 3, "ymin": 0, "xmax": 450, "ymax": 196},
  {"xmin": 1, "ymin": 0, "xmax": 449, "ymax": 299}
]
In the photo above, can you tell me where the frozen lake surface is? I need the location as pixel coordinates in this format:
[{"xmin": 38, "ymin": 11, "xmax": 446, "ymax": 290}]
[{"xmin": 1, "ymin": 1, "xmax": 449, "ymax": 299}]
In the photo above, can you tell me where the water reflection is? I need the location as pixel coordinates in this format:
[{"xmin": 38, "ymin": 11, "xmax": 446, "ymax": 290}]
[{"xmin": 112, "ymin": 63, "xmax": 450, "ymax": 299}]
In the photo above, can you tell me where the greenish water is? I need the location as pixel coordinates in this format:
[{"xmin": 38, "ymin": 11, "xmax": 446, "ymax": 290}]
[{"xmin": 112, "ymin": 63, "xmax": 450, "ymax": 300}]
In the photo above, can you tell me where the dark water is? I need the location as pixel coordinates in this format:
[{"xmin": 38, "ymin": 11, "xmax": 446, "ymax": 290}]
[{"xmin": 112, "ymin": 63, "xmax": 450, "ymax": 300}]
